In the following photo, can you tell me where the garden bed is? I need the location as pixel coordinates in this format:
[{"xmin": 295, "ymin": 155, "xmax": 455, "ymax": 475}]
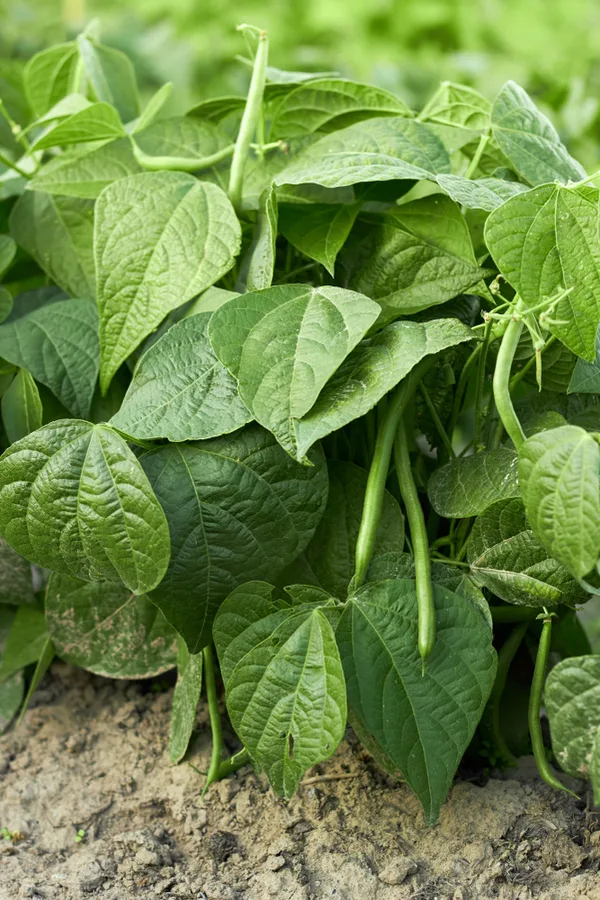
[{"xmin": 1, "ymin": 664, "xmax": 598, "ymax": 900}]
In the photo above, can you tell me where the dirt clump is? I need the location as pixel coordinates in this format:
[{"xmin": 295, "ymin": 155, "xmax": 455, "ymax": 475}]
[{"xmin": 0, "ymin": 662, "xmax": 598, "ymax": 900}]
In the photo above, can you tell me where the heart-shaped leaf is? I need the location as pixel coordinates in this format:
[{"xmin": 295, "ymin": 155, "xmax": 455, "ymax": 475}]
[
  {"xmin": 278, "ymin": 203, "xmax": 359, "ymax": 276},
  {"xmin": 95, "ymin": 172, "xmax": 241, "ymax": 391},
  {"xmin": 32, "ymin": 102, "xmax": 125, "ymax": 150},
  {"xmin": 110, "ymin": 312, "xmax": 251, "ymax": 442},
  {"xmin": 208, "ymin": 284, "xmax": 379, "ymax": 458},
  {"xmin": 468, "ymin": 499, "xmax": 589, "ymax": 607},
  {"xmin": 24, "ymin": 43, "xmax": 80, "ymax": 117},
  {"xmin": 214, "ymin": 582, "xmax": 346, "ymax": 797},
  {"xmin": 0, "ymin": 419, "xmax": 170, "ymax": 593},
  {"xmin": 337, "ymin": 579, "xmax": 497, "ymax": 824},
  {"xmin": 519, "ymin": 425, "xmax": 600, "ymax": 578},
  {"xmin": 546, "ymin": 655, "xmax": 600, "ymax": 780},
  {"xmin": 46, "ymin": 572, "xmax": 177, "ymax": 679},
  {"xmin": 1, "ymin": 369, "xmax": 43, "ymax": 444},
  {"xmin": 141, "ymin": 426, "xmax": 328, "ymax": 652},
  {"xmin": 428, "ymin": 449, "xmax": 520, "ymax": 518},
  {"xmin": 29, "ymin": 138, "xmax": 142, "ymax": 198}
]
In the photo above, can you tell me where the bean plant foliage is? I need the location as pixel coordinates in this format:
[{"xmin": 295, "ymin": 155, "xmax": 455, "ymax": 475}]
[{"xmin": 0, "ymin": 22, "xmax": 599, "ymax": 824}]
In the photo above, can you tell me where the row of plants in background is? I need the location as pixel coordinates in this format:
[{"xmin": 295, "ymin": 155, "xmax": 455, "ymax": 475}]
[{"xmin": 0, "ymin": 22, "xmax": 599, "ymax": 824}]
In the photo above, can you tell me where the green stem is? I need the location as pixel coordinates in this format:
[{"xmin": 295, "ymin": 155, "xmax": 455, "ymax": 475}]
[
  {"xmin": 419, "ymin": 382, "xmax": 455, "ymax": 458},
  {"xmin": 0, "ymin": 149, "xmax": 30, "ymax": 179},
  {"xmin": 228, "ymin": 27, "xmax": 268, "ymax": 213},
  {"xmin": 131, "ymin": 139, "xmax": 235, "ymax": 172},
  {"xmin": 353, "ymin": 360, "xmax": 431, "ymax": 588},
  {"xmin": 528, "ymin": 615, "xmax": 578, "ymax": 797},
  {"xmin": 218, "ymin": 747, "xmax": 250, "ymax": 779},
  {"xmin": 480, "ymin": 622, "xmax": 528, "ymax": 767},
  {"xmin": 509, "ymin": 334, "xmax": 558, "ymax": 392},
  {"xmin": 492, "ymin": 298, "xmax": 526, "ymax": 450},
  {"xmin": 202, "ymin": 643, "xmax": 224, "ymax": 795},
  {"xmin": 394, "ymin": 416, "xmax": 436, "ymax": 665},
  {"xmin": 474, "ymin": 319, "xmax": 492, "ymax": 450},
  {"xmin": 0, "ymin": 100, "xmax": 32, "ymax": 154},
  {"xmin": 465, "ymin": 129, "xmax": 490, "ymax": 179}
]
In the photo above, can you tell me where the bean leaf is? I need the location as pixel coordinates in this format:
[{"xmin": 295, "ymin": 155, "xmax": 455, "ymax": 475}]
[
  {"xmin": 214, "ymin": 582, "xmax": 346, "ymax": 797},
  {"xmin": 169, "ymin": 637, "xmax": 203, "ymax": 764},
  {"xmin": 294, "ymin": 317, "xmax": 474, "ymax": 459},
  {"xmin": 491, "ymin": 82, "xmax": 586, "ymax": 186},
  {"xmin": 0, "ymin": 235, "xmax": 16, "ymax": 280},
  {"xmin": 24, "ymin": 43, "xmax": 80, "ymax": 117},
  {"xmin": 141, "ymin": 426, "xmax": 328, "ymax": 652},
  {"xmin": 0, "ymin": 294, "xmax": 99, "ymax": 418},
  {"xmin": 95, "ymin": 172, "xmax": 241, "ymax": 391},
  {"xmin": 569, "ymin": 327, "xmax": 600, "ymax": 393},
  {"xmin": 467, "ymin": 499, "xmax": 588, "ymax": 607},
  {"xmin": 0, "ymin": 539, "xmax": 34, "ymax": 606},
  {"xmin": 110, "ymin": 313, "xmax": 251, "ymax": 442},
  {"xmin": 0, "ymin": 605, "xmax": 48, "ymax": 681},
  {"xmin": 485, "ymin": 184, "xmax": 600, "ymax": 361},
  {"xmin": 32, "ymin": 102, "xmax": 125, "ymax": 150},
  {"xmin": 428, "ymin": 449, "xmax": 520, "ymax": 518},
  {"xmin": 237, "ymin": 185, "xmax": 278, "ymax": 292},
  {"xmin": 274, "ymin": 117, "xmax": 450, "ymax": 188},
  {"xmin": 46, "ymin": 572, "xmax": 177, "ymax": 678},
  {"xmin": 208, "ymin": 284, "xmax": 380, "ymax": 458},
  {"xmin": 337, "ymin": 579, "xmax": 497, "ymax": 824},
  {"xmin": 77, "ymin": 35, "xmax": 140, "ymax": 123},
  {"xmin": 10, "ymin": 193, "xmax": 96, "ymax": 299},
  {"xmin": 1, "ymin": 369, "xmax": 43, "ymax": 444},
  {"xmin": 546, "ymin": 655, "xmax": 600, "ymax": 780},
  {"xmin": 518, "ymin": 425, "xmax": 600, "ymax": 579},
  {"xmin": 436, "ymin": 174, "xmax": 528, "ymax": 211},
  {"xmin": 29, "ymin": 138, "xmax": 142, "ymax": 199},
  {"xmin": 279, "ymin": 203, "xmax": 359, "ymax": 275},
  {"xmin": 0, "ymin": 419, "xmax": 171, "ymax": 593}
]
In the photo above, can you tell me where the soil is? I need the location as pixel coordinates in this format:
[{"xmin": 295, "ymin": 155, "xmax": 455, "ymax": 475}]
[{"xmin": 0, "ymin": 663, "xmax": 599, "ymax": 900}]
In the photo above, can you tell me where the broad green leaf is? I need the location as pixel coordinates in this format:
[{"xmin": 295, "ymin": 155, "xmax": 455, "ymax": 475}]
[
  {"xmin": 133, "ymin": 82, "xmax": 173, "ymax": 133},
  {"xmin": 283, "ymin": 461, "xmax": 404, "ymax": 598},
  {"xmin": 436, "ymin": 174, "xmax": 528, "ymax": 211},
  {"xmin": 337, "ymin": 579, "xmax": 497, "ymax": 824},
  {"xmin": 0, "ymin": 295, "xmax": 99, "ymax": 418},
  {"xmin": 569, "ymin": 327, "xmax": 600, "ymax": 393},
  {"xmin": 32, "ymin": 102, "xmax": 125, "ymax": 151},
  {"xmin": 0, "ymin": 539, "xmax": 34, "ymax": 606},
  {"xmin": 29, "ymin": 138, "xmax": 142, "ymax": 198},
  {"xmin": 428, "ymin": 448, "xmax": 520, "ymax": 518},
  {"xmin": 95, "ymin": 172, "xmax": 241, "ymax": 392},
  {"xmin": 10, "ymin": 192, "xmax": 95, "ymax": 299},
  {"xmin": 46, "ymin": 572, "xmax": 177, "ymax": 678},
  {"xmin": 468, "ymin": 499, "xmax": 588, "ymax": 607},
  {"xmin": 214, "ymin": 582, "xmax": 346, "ymax": 797},
  {"xmin": 141, "ymin": 427, "xmax": 328, "ymax": 652},
  {"xmin": 186, "ymin": 96, "xmax": 246, "ymax": 122},
  {"xmin": 546, "ymin": 655, "xmax": 600, "ymax": 780},
  {"xmin": 0, "ymin": 235, "xmax": 16, "ymax": 280},
  {"xmin": 294, "ymin": 317, "xmax": 474, "ymax": 459},
  {"xmin": 491, "ymin": 82, "xmax": 586, "ymax": 185},
  {"xmin": 24, "ymin": 43, "xmax": 80, "ymax": 117},
  {"xmin": 419, "ymin": 82, "xmax": 491, "ymax": 132},
  {"xmin": 367, "ymin": 552, "xmax": 492, "ymax": 629},
  {"xmin": 0, "ymin": 419, "xmax": 171, "ymax": 593},
  {"xmin": 0, "ymin": 289, "xmax": 12, "ymax": 324},
  {"xmin": 169, "ymin": 637, "xmax": 203, "ymax": 764},
  {"xmin": 0, "ymin": 605, "xmax": 48, "ymax": 681},
  {"xmin": 342, "ymin": 195, "xmax": 483, "ymax": 314},
  {"xmin": 273, "ymin": 117, "xmax": 450, "ymax": 189},
  {"xmin": 1, "ymin": 369, "xmax": 43, "ymax": 444},
  {"xmin": 208, "ymin": 284, "xmax": 379, "ymax": 458},
  {"xmin": 279, "ymin": 203, "xmax": 359, "ymax": 275},
  {"xmin": 238, "ymin": 185, "xmax": 278, "ymax": 292},
  {"xmin": 270, "ymin": 79, "xmax": 409, "ymax": 139},
  {"xmin": 134, "ymin": 116, "xmax": 231, "ymax": 165},
  {"xmin": 24, "ymin": 93, "xmax": 92, "ymax": 130},
  {"xmin": 77, "ymin": 36, "xmax": 140, "ymax": 123},
  {"xmin": 485, "ymin": 184, "xmax": 600, "ymax": 359},
  {"xmin": 110, "ymin": 313, "xmax": 252, "ymax": 442},
  {"xmin": 519, "ymin": 425, "xmax": 600, "ymax": 578},
  {"xmin": 185, "ymin": 286, "xmax": 240, "ymax": 317}
]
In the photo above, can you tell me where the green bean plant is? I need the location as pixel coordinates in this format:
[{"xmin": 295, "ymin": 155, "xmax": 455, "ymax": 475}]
[{"xmin": 0, "ymin": 22, "xmax": 599, "ymax": 824}]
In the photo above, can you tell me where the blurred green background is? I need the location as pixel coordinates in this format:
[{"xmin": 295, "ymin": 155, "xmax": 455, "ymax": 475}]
[{"xmin": 3, "ymin": 0, "xmax": 600, "ymax": 165}]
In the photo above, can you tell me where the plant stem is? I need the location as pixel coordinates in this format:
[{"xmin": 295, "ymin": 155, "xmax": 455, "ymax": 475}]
[
  {"xmin": 465, "ymin": 129, "xmax": 490, "ymax": 179},
  {"xmin": 0, "ymin": 149, "xmax": 30, "ymax": 179},
  {"xmin": 218, "ymin": 747, "xmax": 250, "ymax": 779},
  {"xmin": 492, "ymin": 298, "xmax": 526, "ymax": 450},
  {"xmin": 353, "ymin": 359, "xmax": 431, "ymax": 588},
  {"xmin": 528, "ymin": 615, "xmax": 578, "ymax": 797},
  {"xmin": 418, "ymin": 382, "xmax": 455, "ymax": 458},
  {"xmin": 0, "ymin": 99, "xmax": 32, "ymax": 154},
  {"xmin": 228, "ymin": 27, "xmax": 268, "ymax": 213},
  {"xmin": 509, "ymin": 333, "xmax": 558, "ymax": 392},
  {"xmin": 480, "ymin": 622, "xmax": 528, "ymax": 768},
  {"xmin": 394, "ymin": 416, "xmax": 436, "ymax": 665},
  {"xmin": 202, "ymin": 643, "xmax": 224, "ymax": 794},
  {"xmin": 474, "ymin": 319, "xmax": 492, "ymax": 450}
]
